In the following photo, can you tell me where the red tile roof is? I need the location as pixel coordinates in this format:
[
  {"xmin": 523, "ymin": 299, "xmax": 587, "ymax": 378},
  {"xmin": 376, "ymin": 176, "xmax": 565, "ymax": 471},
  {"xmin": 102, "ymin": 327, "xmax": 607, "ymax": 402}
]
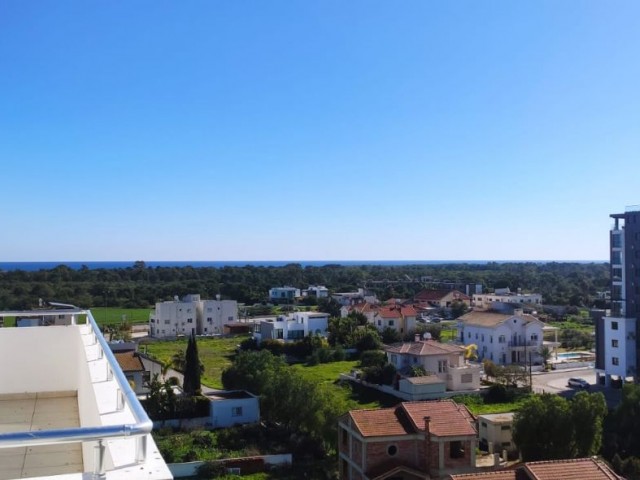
[
  {"xmin": 402, "ymin": 400, "xmax": 476, "ymax": 437},
  {"xmin": 114, "ymin": 351, "xmax": 145, "ymax": 372},
  {"xmin": 347, "ymin": 400, "xmax": 476, "ymax": 438},
  {"xmin": 385, "ymin": 340, "xmax": 464, "ymax": 356},
  {"xmin": 348, "ymin": 408, "xmax": 413, "ymax": 437},
  {"xmin": 523, "ymin": 458, "xmax": 621, "ymax": 480},
  {"xmin": 376, "ymin": 305, "xmax": 417, "ymax": 318}
]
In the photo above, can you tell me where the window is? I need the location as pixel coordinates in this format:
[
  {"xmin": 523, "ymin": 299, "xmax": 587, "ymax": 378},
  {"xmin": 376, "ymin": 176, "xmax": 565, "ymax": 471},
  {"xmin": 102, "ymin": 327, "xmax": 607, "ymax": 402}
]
[
  {"xmin": 231, "ymin": 407, "xmax": 243, "ymax": 417},
  {"xmin": 481, "ymin": 421, "xmax": 487, "ymax": 428},
  {"xmin": 387, "ymin": 445, "xmax": 397, "ymax": 456},
  {"xmin": 531, "ymin": 334, "xmax": 538, "ymax": 341},
  {"xmin": 612, "ymin": 321, "xmax": 619, "ymax": 331},
  {"xmin": 438, "ymin": 360, "xmax": 448, "ymax": 373},
  {"xmin": 475, "ymin": 333, "xmax": 478, "ymax": 340},
  {"xmin": 228, "ymin": 316, "xmax": 234, "ymax": 321},
  {"xmin": 164, "ymin": 320, "xmax": 170, "ymax": 325},
  {"xmin": 468, "ymin": 332, "xmax": 471, "ymax": 338},
  {"xmin": 498, "ymin": 335, "xmax": 506, "ymax": 343},
  {"xmin": 501, "ymin": 425, "xmax": 511, "ymax": 431},
  {"xmin": 389, "ymin": 320, "xmax": 395, "ymax": 327},
  {"xmin": 187, "ymin": 318, "xmax": 193, "ymax": 323},
  {"xmin": 612, "ymin": 339, "xmax": 619, "ymax": 348},
  {"xmin": 490, "ymin": 336, "xmax": 493, "ymax": 344},
  {"xmin": 612, "ymin": 357, "xmax": 620, "ymax": 366},
  {"xmin": 342, "ymin": 428, "xmax": 348, "ymax": 445},
  {"xmin": 207, "ymin": 317, "xmax": 212, "ymax": 323},
  {"xmin": 481, "ymin": 334, "xmax": 484, "ymax": 341},
  {"xmin": 450, "ymin": 441, "xmax": 464, "ymax": 459}
]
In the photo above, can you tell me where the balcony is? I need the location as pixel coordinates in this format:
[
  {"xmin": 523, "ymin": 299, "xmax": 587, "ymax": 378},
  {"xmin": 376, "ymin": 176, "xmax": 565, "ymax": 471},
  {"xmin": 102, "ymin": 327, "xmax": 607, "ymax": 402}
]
[
  {"xmin": 0, "ymin": 308, "xmax": 172, "ymax": 480},
  {"xmin": 507, "ymin": 340, "xmax": 538, "ymax": 348}
]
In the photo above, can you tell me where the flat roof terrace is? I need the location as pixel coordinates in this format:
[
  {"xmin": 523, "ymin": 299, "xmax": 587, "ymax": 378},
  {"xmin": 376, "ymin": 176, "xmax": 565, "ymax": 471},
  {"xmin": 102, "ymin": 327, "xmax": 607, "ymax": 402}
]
[{"xmin": 0, "ymin": 392, "xmax": 82, "ymax": 479}]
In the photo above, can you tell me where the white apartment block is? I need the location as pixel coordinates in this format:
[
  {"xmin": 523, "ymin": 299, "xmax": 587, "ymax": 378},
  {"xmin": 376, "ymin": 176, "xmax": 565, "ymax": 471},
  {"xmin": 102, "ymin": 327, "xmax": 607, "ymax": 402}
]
[
  {"xmin": 149, "ymin": 294, "xmax": 238, "ymax": 338},
  {"xmin": 253, "ymin": 311, "xmax": 329, "ymax": 344},
  {"xmin": 472, "ymin": 288, "xmax": 542, "ymax": 311},
  {"xmin": 457, "ymin": 310, "xmax": 545, "ymax": 365}
]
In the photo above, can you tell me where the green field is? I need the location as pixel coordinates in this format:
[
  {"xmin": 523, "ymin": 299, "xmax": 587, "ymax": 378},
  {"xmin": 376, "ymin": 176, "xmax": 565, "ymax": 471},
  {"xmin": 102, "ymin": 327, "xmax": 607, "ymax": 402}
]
[
  {"xmin": 143, "ymin": 335, "xmax": 249, "ymax": 388},
  {"xmin": 88, "ymin": 307, "xmax": 152, "ymax": 326}
]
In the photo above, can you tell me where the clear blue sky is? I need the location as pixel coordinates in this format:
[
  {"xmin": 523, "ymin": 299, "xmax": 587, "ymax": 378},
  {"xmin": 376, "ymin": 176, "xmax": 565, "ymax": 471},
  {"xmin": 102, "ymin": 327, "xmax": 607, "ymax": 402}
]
[{"xmin": 1, "ymin": 1, "xmax": 639, "ymax": 262}]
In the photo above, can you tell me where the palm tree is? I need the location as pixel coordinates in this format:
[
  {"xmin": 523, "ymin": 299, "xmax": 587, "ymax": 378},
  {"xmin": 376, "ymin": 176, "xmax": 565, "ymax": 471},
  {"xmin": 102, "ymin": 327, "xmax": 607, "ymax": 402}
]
[{"xmin": 539, "ymin": 345, "xmax": 552, "ymax": 367}]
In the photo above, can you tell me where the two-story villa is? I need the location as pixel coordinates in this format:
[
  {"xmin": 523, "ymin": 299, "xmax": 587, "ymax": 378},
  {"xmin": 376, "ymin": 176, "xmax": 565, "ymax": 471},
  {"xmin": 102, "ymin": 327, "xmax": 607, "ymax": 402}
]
[{"xmin": 456, "ymin": 310, "xmax": 545, "ymax": 365}]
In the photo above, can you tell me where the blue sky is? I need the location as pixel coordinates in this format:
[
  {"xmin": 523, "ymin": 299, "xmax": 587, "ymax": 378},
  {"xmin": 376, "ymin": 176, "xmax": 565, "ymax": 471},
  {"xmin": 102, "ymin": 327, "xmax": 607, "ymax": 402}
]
[{"xmin": 1, "ymin": 1, "xmax": 639, "ymax": 262}]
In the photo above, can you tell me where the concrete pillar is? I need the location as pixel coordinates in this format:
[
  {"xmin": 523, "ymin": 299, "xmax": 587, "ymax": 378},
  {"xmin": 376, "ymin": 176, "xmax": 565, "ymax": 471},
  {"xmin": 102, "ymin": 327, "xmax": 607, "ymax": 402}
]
[{"xmin": 493, "ymin": 453, "xmax": 500, "ymax": 467}]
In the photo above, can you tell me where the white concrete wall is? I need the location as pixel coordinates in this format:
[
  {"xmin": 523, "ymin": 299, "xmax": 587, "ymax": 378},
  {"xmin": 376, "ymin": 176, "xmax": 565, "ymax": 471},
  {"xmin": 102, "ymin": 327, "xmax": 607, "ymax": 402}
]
[
  {"xmin": 0, "ymin": 325, "xmax": 80, "ymax": 393},
  {"xmin": 202, "ymin": 300, "xmax": 238, "ymax": 335},
  {"xmin": 603, "ymin": 316, "xmax": 636, "ymax": 378}
]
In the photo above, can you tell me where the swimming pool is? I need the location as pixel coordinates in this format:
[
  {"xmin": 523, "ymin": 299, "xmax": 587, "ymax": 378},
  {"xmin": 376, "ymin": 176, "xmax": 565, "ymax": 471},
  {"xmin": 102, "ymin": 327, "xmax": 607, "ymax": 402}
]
[{"xmin": 557, "ymin": 352, "xmax": 592, "ymax": 360}]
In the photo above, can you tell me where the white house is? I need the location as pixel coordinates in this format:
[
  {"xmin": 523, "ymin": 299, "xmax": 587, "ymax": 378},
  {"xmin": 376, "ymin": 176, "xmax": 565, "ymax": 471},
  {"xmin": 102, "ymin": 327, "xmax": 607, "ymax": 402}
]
[
  {"xmin": 207, "ymin": 390, "xmax": 260, "ymax": 428},
  {"xmin": 149, "ymin": 294, "xmax": 201, "ymax": 338},
  {"xmin": 201, "ymin": 298, "xmax": 238, "ymax": 335},
  {"xmin": 149, "ymin": 294, "xmax": 238, "ymax": 338},
  {"xmin": 472, "ymin": 288, "xmax": 542, "ymax": 312},
  {"xmin": 456, "ymin": 310, "xmax": 545, "ymax": 365},
  {"xmin": 598, "ymin": 316, "xmax": 636, "ymax": 382},
  {"xmin": 268, "ymin": 286, "xmax": 301, "ymax": 303},
  {"xmin": 304, "ymin": 285, "xmax": 329, "ymax": 298},
  {"xmin": 477, "ymin": 412, "xmax": 516, "ymax": 454},
  {"xmin": 385, "ymin": 339, "xmax": 481, "ymax": 392},
  {"xmin": 253, "ymin": 312, "xmax": 329, "ymax": 344}
]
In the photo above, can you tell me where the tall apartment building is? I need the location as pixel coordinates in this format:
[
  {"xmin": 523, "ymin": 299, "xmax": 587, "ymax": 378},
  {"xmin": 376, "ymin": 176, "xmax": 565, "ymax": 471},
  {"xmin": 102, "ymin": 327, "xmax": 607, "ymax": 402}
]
[
  {"xmin": 149, "ymin": 294, "xmax": 238, "ymax": 338},
  {"xmin": 596, "ymin": 206, "xmax": 640, "ymax": 385}
]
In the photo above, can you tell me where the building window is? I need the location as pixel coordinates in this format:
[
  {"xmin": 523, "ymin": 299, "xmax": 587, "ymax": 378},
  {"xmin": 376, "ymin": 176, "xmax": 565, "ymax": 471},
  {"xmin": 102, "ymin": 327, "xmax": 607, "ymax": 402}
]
[
  {"xmin": 468, "ymin": 332, "xmax": 471, "ymax": 338},
  {"xmin": 612, "ymin": 339, "xmax": 619, "ymax": 348},
  {"xmin": 387, "ymin": 445, "xmax": 398, "ymax": 456},
  {"xmin": 612, "ymin": 321, "xmax": 619, "ymax": 330},
  {"xmin": 438, "ymin": 360, "xmax": 447, "ymax": 373},
  {"xmin": 501, "ymin": 425, "xmax": 511, "ymax": 431},
  {"xmin": 490, "ymin": 336, "xmax": 493, "ymax": 343},
  {"xmin": 187, "ymin": 318, "xmax": 193, "ymax": 323},
  {"xmin": 389, "ymin": 320, "xmax": 395, "ymax": 327},
  {"xmin": 612, "ymin": 357, "xmax": 620, "ymax": 366},
  {"xmin": 342, "ymin": 428, "xmax": 348, "ymax": 445},
  {"xmin": 231, "ymin": 407, "xmax": 243, "ymax": 417},
  {"xmin": 207, "ymin": 317, "xmax": 212, "ymax": 323},
  {"xmin": 164, "ymin": 320, "xmax": 170, "ymax": 325},
  {"xmin": 498, "ymin": 335, "xmax": 505, "ymax": 343},
  {"xmin": 450, "ymin": 441, "xmax": 464, "ymax": 459},
  {"xmin": 531, "ymin": 334, "xmax": 538, "ymax": 341}
]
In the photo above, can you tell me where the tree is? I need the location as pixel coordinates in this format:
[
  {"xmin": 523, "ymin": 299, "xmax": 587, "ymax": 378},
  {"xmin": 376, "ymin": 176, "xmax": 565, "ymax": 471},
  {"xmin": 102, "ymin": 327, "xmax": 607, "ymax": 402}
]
[
  {"xmin": 513, "ymin": 392, "xmax": 607, "ymax": 461},
  {"xmin": 538, "ymin": 345, "xmax": 552, "ymax": 367},
  {"xmin": 183, "ymin": 332, "xmax": 201, "ymax": 396},
  {"xmin": 381, "ymin": 327, "xmax": 402, "ymax": 344},
  {"xmin": 171, "ymin": 350, "xmax": 186, "ymax": 372},
  {"xmin": 513, "ymin": 394, "xmax": 574, "ymax": 461},
  {"xmin": 571, "ymin": 391, "xmax": 607, "ymax": 457}
]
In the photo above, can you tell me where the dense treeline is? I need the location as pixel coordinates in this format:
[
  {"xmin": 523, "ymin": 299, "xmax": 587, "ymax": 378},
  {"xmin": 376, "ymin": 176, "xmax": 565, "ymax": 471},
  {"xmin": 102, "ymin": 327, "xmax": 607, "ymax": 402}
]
[{"xmin": 0, "ymin": 261, "xmax": 609, "ymax": 310}]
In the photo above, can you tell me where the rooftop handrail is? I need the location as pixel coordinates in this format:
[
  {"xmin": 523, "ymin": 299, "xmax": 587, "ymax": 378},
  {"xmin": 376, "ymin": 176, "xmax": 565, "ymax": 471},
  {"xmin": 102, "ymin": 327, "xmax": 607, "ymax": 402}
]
[{"xmin": 0, "ymin": 308, "xmax": 152, "ymax": 464}]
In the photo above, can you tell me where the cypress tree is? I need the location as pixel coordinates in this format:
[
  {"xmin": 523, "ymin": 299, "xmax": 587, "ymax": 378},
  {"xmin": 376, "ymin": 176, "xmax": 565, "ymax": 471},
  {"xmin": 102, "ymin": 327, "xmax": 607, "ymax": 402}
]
[{"xmin": 183, "ymin": 331, "xmax": 201, "ymax": 396}]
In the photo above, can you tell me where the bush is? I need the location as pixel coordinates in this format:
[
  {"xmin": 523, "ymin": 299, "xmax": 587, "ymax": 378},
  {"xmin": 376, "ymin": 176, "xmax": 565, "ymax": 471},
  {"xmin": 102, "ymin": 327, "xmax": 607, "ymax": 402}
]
[
  {"xmin": 359, "ymin": 350, "xmax": 387, "ymax": 368},
  {"xmin": 260, "ymin": 339, "xmax": 285, "ymax": 356},
  {"xmin": 485, "ymin": 384, "xmax": 516, "ymax": 404},
  {"xmin": 197, "ymin": 461, "xmax": 227, "ymax": 478},
  {"xmin": 239, "ymin": 337, "xmax": 259, "ymax": 351}
]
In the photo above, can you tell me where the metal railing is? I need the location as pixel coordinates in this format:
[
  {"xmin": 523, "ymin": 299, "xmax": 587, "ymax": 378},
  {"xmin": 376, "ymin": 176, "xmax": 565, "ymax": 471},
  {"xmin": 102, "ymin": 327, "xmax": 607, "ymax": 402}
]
[{"xmin": 0, "ymin": 308, "xmax": 153, "ymax": 479}]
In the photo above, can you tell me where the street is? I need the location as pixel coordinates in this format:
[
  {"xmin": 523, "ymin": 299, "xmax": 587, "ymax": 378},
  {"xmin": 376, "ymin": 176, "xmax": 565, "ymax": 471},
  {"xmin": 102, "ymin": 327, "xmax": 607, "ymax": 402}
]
[{"xmin": 530, "ymin": 367, "xmax": 622, "ymax": 408}]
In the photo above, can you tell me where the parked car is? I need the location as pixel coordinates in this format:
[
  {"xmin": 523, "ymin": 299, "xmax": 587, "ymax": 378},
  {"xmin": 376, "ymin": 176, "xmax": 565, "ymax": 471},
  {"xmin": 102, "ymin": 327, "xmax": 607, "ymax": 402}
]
[{"xmin": 567, "ymin": 377, "xmax": 590, "ymax": 389}]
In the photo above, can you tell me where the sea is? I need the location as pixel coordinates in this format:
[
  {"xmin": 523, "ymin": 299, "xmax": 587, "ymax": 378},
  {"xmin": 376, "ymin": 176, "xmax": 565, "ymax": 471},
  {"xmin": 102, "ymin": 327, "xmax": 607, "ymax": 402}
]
[{"xmin": 0, "ymin": 260, "xmax": 605, "ymax": 271}]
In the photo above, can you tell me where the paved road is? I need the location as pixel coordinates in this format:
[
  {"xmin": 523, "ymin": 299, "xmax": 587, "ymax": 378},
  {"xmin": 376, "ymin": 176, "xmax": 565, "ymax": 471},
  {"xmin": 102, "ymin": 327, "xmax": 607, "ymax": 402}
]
[{"xmin": 530, "ymin": 367, "xmax": 622, "ymax": 407}]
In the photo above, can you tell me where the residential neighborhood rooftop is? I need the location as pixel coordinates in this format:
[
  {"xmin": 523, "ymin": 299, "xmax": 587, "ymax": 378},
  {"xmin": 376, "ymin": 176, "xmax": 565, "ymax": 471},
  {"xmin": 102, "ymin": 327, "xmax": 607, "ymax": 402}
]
[
  {"xmin": 385, "ymin": 339, "xmax": 464, "ymax": 356},
  {"xmin": 457, "ymin": 311, "xmax": 541, "ymax": 328}
]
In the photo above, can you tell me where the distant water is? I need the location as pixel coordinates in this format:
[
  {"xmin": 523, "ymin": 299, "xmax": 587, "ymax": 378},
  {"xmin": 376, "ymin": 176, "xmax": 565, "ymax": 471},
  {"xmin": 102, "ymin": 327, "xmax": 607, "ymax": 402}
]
[{"xmin": 0, "ymin": 260, "xmax": 605, "ymax": 271}]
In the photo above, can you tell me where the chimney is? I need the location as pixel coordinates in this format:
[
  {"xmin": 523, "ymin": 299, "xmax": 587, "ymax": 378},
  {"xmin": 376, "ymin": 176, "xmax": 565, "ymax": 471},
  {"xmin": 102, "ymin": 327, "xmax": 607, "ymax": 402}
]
[
  {"xmin": 415, "ymin": 333, "xmax": 421, "ymax": 342},
  {"xmin": 424, "ymin": 416, "xmax": 431, "ymax": 473}
]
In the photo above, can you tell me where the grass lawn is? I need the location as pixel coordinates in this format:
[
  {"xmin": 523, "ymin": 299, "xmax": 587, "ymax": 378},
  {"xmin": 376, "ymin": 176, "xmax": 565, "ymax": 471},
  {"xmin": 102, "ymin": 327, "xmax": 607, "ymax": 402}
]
[
  {"xmin": 89, "ymin": 307, "xmax": 152, "ymax": 326},
  {"xmin": 452, "ymin": 393, "xmax": 532, "ymax": 415},
  {"xmin": 143, "ymin": 335, "xmax": 250, "ymax": 388}
]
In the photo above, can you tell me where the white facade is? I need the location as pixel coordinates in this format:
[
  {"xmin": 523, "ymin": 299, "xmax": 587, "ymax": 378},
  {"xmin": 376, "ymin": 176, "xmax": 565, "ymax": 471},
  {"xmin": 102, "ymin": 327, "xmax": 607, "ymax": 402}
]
[
  {"xmin": 268, "ymin": 286, "xmax": 300, "ymax": 303},
  {"xmin": 201, "ymin": 299, "xmax": 238, "ymax": 335},
  {"xmin": 457, "ymin": 311, "xmax": 544, "ymax": 365},
  {"xmin": 478, "ymin": 413, "xmax": 515, "ymax": 453},
  {"xmin": 0, "ymin": 309, "xmax": 172, "ymax": 480},
  {"xmin": 304, "ymin": 285, "xmax": 329, "ymax": 298},
  {"xmin": 253, "ymin": 312, "xmax": 329, "ymax": 343},
  {"xmin": 208, "ymin": 391, "xmax": 260, "ymax": 428},
  {"xmin": 472, "ymin": 291, "xmax": 542, "ymax": 310},
  {"xmin": 600, "ymin": 316, "xmax": 636, "ymax": 379},
  {"xmin": 149, "ymin": 294, "xmax": 238, "ymax": 338}
]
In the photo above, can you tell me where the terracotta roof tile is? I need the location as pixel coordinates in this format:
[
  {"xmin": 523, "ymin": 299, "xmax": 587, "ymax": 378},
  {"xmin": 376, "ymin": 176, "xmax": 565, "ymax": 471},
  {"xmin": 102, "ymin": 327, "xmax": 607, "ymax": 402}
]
[
  {"xmin": 376, "ymin": 305, "xmax": 417, "ymax": 318},
  {"xmin": 402, "ymin": 400, "xmax": 476, "ymax": 437},
  {"xmin": 385, "ymin": 340, "xmax": 464, "ymax": 356},
  {"xmin": 523, "ymin": 458, "xmax": 621, "ymax": 480},
  {"xmin": 114, "ymin": 351, "xmax": 145, "ymax": 372},
  {"xmin": 349, "ymin": 408, "xmax": 415, "ymax": 437}
]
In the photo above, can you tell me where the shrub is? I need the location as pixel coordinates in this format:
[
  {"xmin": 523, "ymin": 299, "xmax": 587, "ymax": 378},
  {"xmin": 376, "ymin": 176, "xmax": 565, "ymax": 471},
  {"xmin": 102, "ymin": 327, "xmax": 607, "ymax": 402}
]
[{"xmin": 360, "ymin": 350, "xmax": 387, "ymax": 368}]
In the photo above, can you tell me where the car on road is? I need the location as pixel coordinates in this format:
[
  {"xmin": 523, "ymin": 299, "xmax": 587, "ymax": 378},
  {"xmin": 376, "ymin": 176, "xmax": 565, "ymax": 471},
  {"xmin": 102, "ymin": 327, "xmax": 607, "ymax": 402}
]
[{"xmin": 567, "ymin": 377, "xmax": 590, "ymax": 389}]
